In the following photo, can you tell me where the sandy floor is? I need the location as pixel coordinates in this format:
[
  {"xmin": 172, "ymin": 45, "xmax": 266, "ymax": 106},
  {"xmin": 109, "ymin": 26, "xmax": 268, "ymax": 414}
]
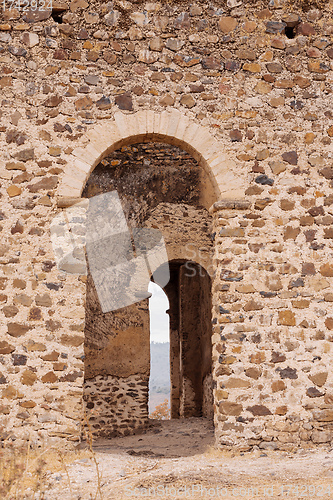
[{"xmin": 20, "ymin": 418, "xmax": 333, "ymax": 500}]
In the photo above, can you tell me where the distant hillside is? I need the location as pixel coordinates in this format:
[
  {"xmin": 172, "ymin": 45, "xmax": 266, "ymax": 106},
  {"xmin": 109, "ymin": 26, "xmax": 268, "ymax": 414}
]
[{"xmin": 149, "ymin": 342, "xmax": 170, "ymax": 413}]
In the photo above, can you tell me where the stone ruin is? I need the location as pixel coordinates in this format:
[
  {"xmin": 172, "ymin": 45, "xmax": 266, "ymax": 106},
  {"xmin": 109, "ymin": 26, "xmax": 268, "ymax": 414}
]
[{"xmin": 1, "ymin": 0, "xmax": 333, "ymax": 451}]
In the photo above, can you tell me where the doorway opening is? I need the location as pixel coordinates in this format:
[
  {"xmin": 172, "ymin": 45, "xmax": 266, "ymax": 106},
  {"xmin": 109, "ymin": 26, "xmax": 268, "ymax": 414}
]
[
  {"xmin": 148, "ymin": 282, "xmax": 170, "ymax": 419},
  {"xmin": 82, "ymin": 140, "xmax": 215, "ymax": 438}
]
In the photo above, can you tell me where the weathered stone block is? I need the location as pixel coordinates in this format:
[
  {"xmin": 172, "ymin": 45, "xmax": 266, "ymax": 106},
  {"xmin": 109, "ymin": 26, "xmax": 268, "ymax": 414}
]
[
  {"xmin": 245, "ymin": 367, "xmax": 261, "ymax": 379},
  {"xmin": 278, "ymin": 310, "xmax": 295, "ymax": 326},
  {"xmin": 0, "ymin": 341, "xmax": 15, "ymax": 355},
  {"xmin": 249, "ymin": 352, "xmax": 265, "ymax": 364},
  {"xmin": 325, "ymin": 318, "xmax": 333, "ymax": 330},
  {"xmin": 41, "ymin": 371, "xmax": 58, "ymax": 383},
  {"xmin": 312, "ymin": 430, "xmax": 331, "ymax": 443},
  {"xmin": 271, "ymin": 352, "xmax": 286, "ymax": 363},
  {"xmin": 21, "ymin": 369, "xmax": 37, "ymax": 386},
  {"xmin": 312, "ymin": 409, "xmax": 333, "ymax": 422},
  {"xmin": 272, "ymin": 380, "xmax": 286, "ymax": 392},
  {"xmin": 277, "ymin": 367, "xmax": 297, "ymax": 379},
  {"xmin": 247, "ymin": 405, "xmax": 272, "ymax": 416},
  {"xmin": 320, "ymin": 264, "xmax": 333, "ymax": 277},
  {"xmin": 219, "ymin": 228, "xmax": 245, "ymax": 238},
  {"xmin": 309, "ymin": 372, "xmax": 328, "ymax": 387},
  {"xmin": 218, "ymin": 17, "xmax": 237, "ymax": 33},
  {"xmin": 225, "ymin": 378, "xmax": 251, "ymax": 389},
  {"xmin": 219, "ymin": 401, "xmax": 243, "ymax": 416}
]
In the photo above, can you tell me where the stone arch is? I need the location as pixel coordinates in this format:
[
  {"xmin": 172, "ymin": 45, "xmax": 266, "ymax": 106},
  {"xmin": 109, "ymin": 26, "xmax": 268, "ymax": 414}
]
[{"xmin": 58, "ymin": 110, "xmax": 246, "ymax": 208}]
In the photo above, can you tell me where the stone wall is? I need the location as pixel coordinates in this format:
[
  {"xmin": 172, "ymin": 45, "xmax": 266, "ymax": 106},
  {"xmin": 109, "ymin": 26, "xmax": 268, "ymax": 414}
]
[
  {"xmin": 0, "ymin": 0, "xmax": 333, "ymax": 449},
  {"xmin": 211, "ymin": 198, "xmax": 333, "ymax": 451}
]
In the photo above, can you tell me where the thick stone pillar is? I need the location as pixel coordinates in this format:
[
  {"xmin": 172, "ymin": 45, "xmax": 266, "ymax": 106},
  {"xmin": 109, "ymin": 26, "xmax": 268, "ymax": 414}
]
[
  {"xmin": 83, "ymin": 271, "xmax": 150, "ymax": 437},
  {"xmin": 164, "ymin": 266, "xmax": 181, "ymax": 419}
]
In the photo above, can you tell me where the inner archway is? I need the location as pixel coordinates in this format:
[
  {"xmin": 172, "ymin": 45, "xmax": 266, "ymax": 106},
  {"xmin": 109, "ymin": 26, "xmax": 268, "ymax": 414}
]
[
  {"xmin": 82, "ymin": 140, "xmax": 214, "ymax": 437},
  {"xmin": 165, "ymin": 260, "xmax": 213, "ymax": 420}
]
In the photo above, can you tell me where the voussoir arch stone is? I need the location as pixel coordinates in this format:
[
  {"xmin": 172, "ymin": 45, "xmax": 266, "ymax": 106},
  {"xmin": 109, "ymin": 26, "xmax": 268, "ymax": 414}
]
[{"xmin": 57, "ymin": 110, "xmax": 247, "ymax": 208}]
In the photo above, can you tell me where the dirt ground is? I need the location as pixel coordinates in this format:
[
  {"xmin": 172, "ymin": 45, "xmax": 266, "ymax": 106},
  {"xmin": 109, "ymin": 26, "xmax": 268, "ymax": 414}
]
[{"xmin": 16, "ymin": 418, "xmax": 333, "ymax": 500}]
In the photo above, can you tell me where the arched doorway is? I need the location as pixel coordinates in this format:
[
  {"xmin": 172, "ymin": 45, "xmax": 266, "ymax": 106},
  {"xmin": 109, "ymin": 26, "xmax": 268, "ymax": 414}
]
[
  {"xmin": 82, "ymin": 141, "xmax": 214, "ymax": 437},
  {"xmin": 57, "ymin": 110, "xmax": 246, "ymax": 205}
]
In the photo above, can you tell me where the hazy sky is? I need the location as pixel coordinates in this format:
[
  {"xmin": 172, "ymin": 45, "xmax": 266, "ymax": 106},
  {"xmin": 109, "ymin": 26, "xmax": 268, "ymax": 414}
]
[{"xmin": 148, "ymin": 282, "xmax": 169, "ymax": 343}]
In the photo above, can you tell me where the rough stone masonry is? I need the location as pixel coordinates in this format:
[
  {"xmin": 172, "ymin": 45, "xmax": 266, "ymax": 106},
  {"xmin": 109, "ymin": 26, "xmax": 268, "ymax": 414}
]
[{"xmin": 1, "ymin": 0, "xmax": 333, "ymax": 451}]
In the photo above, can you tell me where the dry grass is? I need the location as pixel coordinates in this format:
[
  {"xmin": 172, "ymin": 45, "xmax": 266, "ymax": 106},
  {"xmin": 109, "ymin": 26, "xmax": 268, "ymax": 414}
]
[
  {"xmin": 82, "ymin": 412, "xmax": 104, "ymax": 500},
  {"xmin": 0, "ymin": 416, "xmax": 104, "ymax": 500},
  {"xmin": 0, "ymin": 442, "xmax": 27, "ymax": 498},
  {"xmin": 0, "ymin": 442, "xmax": 103, "ymax": 499},
  {"xmin": 0, "ymin": 441, "xmax": 58, "ymax": 498}
]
